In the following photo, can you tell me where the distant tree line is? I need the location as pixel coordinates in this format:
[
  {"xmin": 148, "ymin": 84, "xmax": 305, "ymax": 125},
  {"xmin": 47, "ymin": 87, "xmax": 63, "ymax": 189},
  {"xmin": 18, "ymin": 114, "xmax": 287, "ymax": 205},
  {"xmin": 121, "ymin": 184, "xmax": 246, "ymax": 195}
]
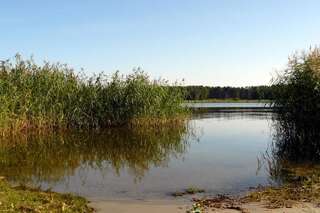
[{"xmin": 180, "ymin": 85, "xmax": 274, "ymax": 100}]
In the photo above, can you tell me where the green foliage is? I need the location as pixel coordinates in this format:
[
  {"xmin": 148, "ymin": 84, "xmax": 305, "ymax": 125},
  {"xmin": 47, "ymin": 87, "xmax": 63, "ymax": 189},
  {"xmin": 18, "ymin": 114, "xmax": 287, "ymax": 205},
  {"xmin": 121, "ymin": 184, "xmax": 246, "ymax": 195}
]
[
  {"xmin": 272, "ymin": 47, "xmax": 320, "ymax": 162},
  {"xmin": 0, "ymin": 55, "xmax": 187, "ymax": 132},
  {"xmin": 0, "ymin": 178, "xmax": 93, "ymax": 212}
]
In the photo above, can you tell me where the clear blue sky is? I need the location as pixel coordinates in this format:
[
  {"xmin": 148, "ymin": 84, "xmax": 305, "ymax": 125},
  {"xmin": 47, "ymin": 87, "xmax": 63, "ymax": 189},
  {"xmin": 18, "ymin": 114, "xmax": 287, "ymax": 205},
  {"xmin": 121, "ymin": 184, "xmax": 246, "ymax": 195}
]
[{"xmin": 1, "ymin": 0, "xmax": 320, "ymax": 86}]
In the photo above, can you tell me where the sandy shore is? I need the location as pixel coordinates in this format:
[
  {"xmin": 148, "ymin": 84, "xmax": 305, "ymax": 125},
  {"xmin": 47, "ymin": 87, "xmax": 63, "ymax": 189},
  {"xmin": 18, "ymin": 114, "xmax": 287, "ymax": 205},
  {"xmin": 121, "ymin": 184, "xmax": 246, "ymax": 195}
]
[{"xmin": 90, "ymin": 199, "xmax": 320, "ymax": 213}]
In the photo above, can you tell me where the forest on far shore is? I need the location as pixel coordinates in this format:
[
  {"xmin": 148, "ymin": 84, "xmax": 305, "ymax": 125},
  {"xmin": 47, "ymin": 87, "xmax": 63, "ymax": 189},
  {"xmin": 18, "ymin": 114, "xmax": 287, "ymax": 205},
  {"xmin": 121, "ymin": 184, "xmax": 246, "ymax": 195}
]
[{"xmin": 181, "ymin": 85, "xmax": 274, "ymax": 100}]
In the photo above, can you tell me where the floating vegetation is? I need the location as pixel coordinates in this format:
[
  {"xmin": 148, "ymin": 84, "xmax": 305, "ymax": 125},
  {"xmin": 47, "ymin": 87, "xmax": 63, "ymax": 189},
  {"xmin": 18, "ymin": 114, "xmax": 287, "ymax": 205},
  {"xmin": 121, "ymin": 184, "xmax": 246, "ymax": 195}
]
[
  {"xmin": 0, "ymin": 55, "xmax": 188, "ymax": 134},
  {"xmin": 171, "ymin": 187, "xmax": 205, "ymax": 197},
  {"xmin": 0, "ymin": 178, "xmax": 93, "ymax": 212}
]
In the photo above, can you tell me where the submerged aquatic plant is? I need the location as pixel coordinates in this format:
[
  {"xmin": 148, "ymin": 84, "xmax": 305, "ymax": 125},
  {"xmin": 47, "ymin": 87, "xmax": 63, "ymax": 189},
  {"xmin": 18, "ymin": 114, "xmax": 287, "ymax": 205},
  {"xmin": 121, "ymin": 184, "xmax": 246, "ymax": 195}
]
[
  {"xmin": 171, "ymin": 187, "xmax": 205, "ymax": 197},
  {"xmin": 0, "ymin": 55, "xmax": 188, "ymax": 133}
]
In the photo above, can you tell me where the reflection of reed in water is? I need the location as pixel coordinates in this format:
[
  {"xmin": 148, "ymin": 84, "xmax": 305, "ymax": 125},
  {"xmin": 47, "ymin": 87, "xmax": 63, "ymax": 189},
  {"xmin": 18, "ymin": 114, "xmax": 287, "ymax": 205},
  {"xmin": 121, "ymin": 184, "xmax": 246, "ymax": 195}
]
[
  {"xmin": 256, "ymin": 114, "xmax": 320, "ymax": 186},
  {"xmin": 0, "ymin": 122, "xmax": 197, "ymax": 184},
  {"xmin": 271, "ymin": 114, "xmax": 320, "ymax": 162}
]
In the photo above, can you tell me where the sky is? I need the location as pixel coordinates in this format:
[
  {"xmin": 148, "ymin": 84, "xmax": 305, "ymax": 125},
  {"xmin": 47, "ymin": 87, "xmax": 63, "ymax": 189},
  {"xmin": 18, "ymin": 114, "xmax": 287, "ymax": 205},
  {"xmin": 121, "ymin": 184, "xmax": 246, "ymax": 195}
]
[{"xmin": 1, "ymin": 0, "xmax": 320, "ymax": 86}]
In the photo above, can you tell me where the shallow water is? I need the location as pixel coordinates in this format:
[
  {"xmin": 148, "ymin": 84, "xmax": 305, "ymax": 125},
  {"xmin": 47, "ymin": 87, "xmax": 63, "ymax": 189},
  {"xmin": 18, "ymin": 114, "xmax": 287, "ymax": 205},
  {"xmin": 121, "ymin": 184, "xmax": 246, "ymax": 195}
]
[{"xmin": 0, "ymin": 110, "xmax": 275, "ymax": 200}]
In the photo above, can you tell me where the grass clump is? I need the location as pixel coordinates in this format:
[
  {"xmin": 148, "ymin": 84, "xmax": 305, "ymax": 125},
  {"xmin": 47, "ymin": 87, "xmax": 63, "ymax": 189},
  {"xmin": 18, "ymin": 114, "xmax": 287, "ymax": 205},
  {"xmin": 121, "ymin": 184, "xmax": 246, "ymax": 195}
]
[
  {"xmin": 0, "ymin": 55, "xmax": 188, "ymax": 133},
  {"xmin": 0, "ymin": 178, "xmax": 93, "ymax": 212}
]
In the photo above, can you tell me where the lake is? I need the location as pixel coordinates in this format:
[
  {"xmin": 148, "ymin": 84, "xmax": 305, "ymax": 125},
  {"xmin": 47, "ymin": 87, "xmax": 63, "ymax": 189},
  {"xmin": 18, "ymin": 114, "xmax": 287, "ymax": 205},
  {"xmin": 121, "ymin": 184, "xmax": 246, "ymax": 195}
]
[
  {"xmin": 184, "ymin": 102, "xmax": 271, "ymax": 109},
  {"xmin": 0, "ymin": 108, "xmax": 276, "ymax": 201}
]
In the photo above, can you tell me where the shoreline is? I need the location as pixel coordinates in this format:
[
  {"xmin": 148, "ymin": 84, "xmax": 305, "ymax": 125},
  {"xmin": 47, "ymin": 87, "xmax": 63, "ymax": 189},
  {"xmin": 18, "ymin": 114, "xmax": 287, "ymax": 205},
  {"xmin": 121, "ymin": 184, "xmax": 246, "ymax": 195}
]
[
  {"xmin": 89, "ymin": 198, "xmax": 319, "ymax": 213},
  {"xmin": 1, "ymin": 176, "xmax": 319, "ymax": 212}
]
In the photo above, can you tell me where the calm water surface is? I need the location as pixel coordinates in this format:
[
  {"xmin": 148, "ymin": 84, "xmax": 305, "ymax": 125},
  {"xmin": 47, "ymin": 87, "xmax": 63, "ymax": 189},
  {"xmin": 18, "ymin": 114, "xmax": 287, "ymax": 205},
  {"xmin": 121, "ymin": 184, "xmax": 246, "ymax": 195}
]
[
  {"xmin": 185, "ymin": 102, "xmax": 270, "ymax": 108},
  {"xmin": 0, "ymin": 110, "xmax": 274, "ymax": 201}
]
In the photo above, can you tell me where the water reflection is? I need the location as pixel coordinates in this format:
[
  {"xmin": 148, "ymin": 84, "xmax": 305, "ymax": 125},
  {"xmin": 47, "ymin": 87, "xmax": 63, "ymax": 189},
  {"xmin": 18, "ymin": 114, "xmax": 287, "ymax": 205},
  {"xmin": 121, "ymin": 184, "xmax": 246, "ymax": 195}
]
[
  {"xmin": 0, "ymin": 111, "xmax": 275, "ymax": 199},
  {"xmin": 270, "ymin": 114, "xmax": 320, "ymax": 162},
  {"xmin": 258, "ymin": 149, "xmax": 320, "ymax": 187},
  {"xmin": 0, "ymin": 123, "xmax": 193, "ymax": 184},
  {"xmin": 193, "ymin": 110, "xmax": 273, "ymax": 120},
  {"xmin": 258, "ymin": 112, "xmax": 320, "ymax": 185}
]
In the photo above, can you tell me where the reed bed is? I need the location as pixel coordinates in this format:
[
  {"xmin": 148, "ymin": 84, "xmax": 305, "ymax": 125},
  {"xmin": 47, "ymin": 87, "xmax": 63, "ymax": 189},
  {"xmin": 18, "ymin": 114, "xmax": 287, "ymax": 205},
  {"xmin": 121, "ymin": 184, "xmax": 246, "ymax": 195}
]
[
  {"xmin": 271, "ymin": 47, "xmax": 320, "ymax": 162},
  {"xmin": 0, "ymin": 55, "xmax": 188, "ymax": 133}
]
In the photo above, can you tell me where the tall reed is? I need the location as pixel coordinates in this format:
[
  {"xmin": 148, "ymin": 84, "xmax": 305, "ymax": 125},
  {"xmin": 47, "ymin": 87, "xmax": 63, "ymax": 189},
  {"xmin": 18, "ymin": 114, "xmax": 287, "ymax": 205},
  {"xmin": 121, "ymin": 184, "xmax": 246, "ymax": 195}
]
[
  {"xmin": 272, "ymin": 47, "xmax": 320, "ymax": 162},
  {"xmin": 0, "ymin": 55, "xmax": 188, "ymax": 133}
]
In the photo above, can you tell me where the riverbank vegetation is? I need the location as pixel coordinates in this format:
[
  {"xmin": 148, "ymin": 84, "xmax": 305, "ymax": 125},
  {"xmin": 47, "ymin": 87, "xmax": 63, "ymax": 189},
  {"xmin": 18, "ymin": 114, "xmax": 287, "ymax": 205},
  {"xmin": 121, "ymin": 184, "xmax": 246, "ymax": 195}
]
[
  {"xmin": 0, "ymin": 177, "xmax": 93, "ymax": 212},
  {"xmin": 238, "ymin": 47, "xmax": 320, "ymax": 210},
  {"xmin": 272, "ymin": 47, "xmax": 320, "ymax": 162},
  {"xmin": 0, "ymin": 55, "xmax": 187, "ymax": 133}
]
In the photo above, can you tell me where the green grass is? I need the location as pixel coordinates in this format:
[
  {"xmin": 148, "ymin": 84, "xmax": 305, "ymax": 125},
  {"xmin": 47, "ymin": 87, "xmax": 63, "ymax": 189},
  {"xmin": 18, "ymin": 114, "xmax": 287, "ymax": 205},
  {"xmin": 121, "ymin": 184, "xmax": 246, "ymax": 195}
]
[
  {"xmin": 0, "ymin": 178, "xmax": 93, "ymax": 212},
  {"xmin": 0, "ymin": 55, "xmax": 188, "ymax": 133}
]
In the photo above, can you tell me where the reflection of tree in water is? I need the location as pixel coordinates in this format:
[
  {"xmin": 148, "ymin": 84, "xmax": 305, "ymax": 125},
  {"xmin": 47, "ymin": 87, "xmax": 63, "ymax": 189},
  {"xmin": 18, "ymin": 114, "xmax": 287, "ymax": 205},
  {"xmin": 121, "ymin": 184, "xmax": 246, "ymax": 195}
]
[
  {"xmin": 193, "ymin": 110, "xmax": 273, "ymax": 121},
  {"xmin": 0, "ymin": 122, "xmax": 197, "ymax": 184}
]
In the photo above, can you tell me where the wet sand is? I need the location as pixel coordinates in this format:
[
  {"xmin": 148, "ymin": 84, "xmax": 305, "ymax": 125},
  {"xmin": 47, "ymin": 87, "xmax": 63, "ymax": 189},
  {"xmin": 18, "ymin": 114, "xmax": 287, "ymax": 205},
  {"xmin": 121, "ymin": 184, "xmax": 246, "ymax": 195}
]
[{"xmin": 90, "ymin": 199, "xmax": 320, "ymax": 213}]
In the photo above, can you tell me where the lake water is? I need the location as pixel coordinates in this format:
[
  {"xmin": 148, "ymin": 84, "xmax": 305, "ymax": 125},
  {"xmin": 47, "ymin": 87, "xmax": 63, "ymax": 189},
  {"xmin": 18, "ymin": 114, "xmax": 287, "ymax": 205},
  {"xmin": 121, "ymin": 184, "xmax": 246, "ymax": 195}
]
[
  {"xmin": 0, "ymin": 110, "xmax": 275, "ymax": 201},
  {"xmin": 184, "ymin": 102, "xmax": 270, "ymax": 108}
]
